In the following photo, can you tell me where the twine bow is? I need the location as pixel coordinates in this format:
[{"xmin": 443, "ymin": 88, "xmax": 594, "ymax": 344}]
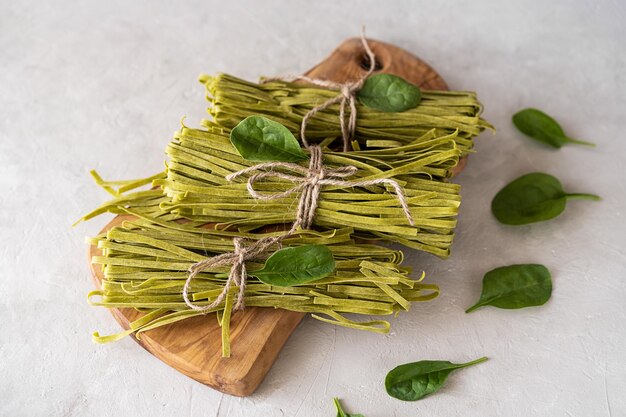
[
  {"xmin": 182, "ymin": 236, "xmax": 281, "ymax": 312},
  {"xmin": 262, "ymin": 29, "xmax": 376, "ymax": 152},
  {"xmin": 226, "ymin": 145, "xmax": 415, "ymax": 232}
]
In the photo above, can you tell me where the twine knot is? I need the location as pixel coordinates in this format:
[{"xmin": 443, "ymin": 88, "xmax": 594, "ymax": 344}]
[
  {"xmin": 183, "ymin": 235, "xmax": 280, "ymax": 312},
  {"xmin": 226, "ymin": 145, "xmax": 414, "ymax": 231},
  {"xmin": 262, "ymin": 29, "xmax": 376, "ymax": 152}
]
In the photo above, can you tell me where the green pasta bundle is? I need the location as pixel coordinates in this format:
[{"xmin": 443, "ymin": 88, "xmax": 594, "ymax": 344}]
[
  {"xmin": 200, "ymin": 73, "xmax": 492, "ymax": 153},
  {"xmin": 88, "ymin": 214, "xmax": 439, "ymax": 356},
  {"xmin": 79, "ymin": 122, "xmax": 464, "ymax": 258}
]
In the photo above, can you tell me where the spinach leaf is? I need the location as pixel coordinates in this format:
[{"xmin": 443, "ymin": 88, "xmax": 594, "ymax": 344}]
[
  {"xmin": 250, "ymin": 244, "xmax": 335, "ymax": 286},
  {"xmin": 466, "ymin": 264, "xmax": 552, "ymax": 313},
  {"xmin": 333, "ymin": 398, "xmax": 364, "ymax": 417},
  {"xmin": 385, "ymin": 357, "xmax": 488, "ymax": 401},
  {"xmin": 491, "ymin": 172, "xmax": 600, "ymax": 225},
  {"xmin": 358, "ymin": 74, "xmax": 421, "ymax": 112},
  {"xmin": 512, "ymin": 108, "xmax": 595, "ymax": 148},
  {"xmin": 230, "ymin": 115, "xmax": 307, "ymax": 162}
]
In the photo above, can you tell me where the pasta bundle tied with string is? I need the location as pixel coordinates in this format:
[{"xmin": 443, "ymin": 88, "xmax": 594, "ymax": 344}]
[
  {"xmin": 88, "ymin": 216, "xmax": 439, "ymax": 357},
  {"xmin": 200, "ymin": 73, "xmax": 492, "ymax": 153},
  {"xmin": 79, "ymin": 121, "xmax": 464, "ymax": 258}
]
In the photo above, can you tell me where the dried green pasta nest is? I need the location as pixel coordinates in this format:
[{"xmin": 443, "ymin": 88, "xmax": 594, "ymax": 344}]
[
  {"xmin": 88, "ymin": 216, "xmax": 439, "ymax": 356},
  {"xmin": 79, "ymin": 122, "xmax": 464, "ymax": 258},
  {"xmin": 200, "ymin": 73, "xmax": 493, "ymax": 153}
]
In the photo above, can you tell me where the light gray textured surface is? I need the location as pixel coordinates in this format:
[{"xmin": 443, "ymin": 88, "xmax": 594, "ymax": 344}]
[{"xmin": 1, "ymin": 0, "xmax": 625, "ymax": 416}]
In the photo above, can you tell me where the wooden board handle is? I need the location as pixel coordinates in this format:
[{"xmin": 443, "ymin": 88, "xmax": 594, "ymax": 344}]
[{"xmin": 306, "ymin": 38, "xmax": 448, "ymax": 90}]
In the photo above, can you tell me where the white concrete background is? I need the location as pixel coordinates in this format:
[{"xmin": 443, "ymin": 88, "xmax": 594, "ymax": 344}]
[{"xmin": 1, "ymin": 0, "xmax": 624, "ymax": 416}]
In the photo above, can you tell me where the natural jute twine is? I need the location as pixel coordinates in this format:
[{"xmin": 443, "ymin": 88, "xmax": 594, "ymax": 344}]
[{"xmin": 262, "ymin": 29, "xmax": 376, "ymax": 152}]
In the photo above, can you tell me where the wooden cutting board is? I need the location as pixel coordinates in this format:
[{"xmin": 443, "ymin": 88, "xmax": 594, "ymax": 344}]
[{"xmin": 89, "ymin": 37, "xmax": 449, "ymax": 397}]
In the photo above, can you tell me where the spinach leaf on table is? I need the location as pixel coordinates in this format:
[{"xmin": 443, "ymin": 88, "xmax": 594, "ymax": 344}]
[
  {"xmin": 466, "ymin": 264, "xmax": 552, "ymax": 313},
  {"xmin": 491, "ymin": 172, "xmax": 600, "ymax": 225},
  {"xmin": 512, "ymin": 108, "xmax": 595, "ymax": 148},
  {"xmin": 385, "ymin": 357, "xmax": 488, "ymax": 401}
]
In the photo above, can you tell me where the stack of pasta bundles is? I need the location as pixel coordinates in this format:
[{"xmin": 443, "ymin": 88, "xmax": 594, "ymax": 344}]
[{"xmin": 81, "ymin": 70, "xmax": 491, "ymax": 356}]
